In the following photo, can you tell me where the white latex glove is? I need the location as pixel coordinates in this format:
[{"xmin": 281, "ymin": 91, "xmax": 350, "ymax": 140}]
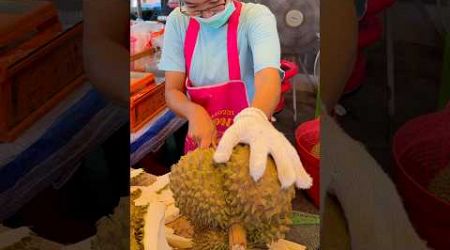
[
  {"xmin": 213, "ymin": 107, "xmax": 313, "ymax": 189},
  {"xmin": 321, "ymin": 114, "xmax": 428, "ymax": 250}
]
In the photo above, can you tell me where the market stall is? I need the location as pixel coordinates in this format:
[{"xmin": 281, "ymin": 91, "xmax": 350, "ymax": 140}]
[
  {"xmin": 129, "ymin": 2, "xmax": 185, "ymax": 164},
  {"xmin": 0, "ymin": 0, "xmax": 127, "ymax": 221},
  {"xmin": 128, "ymin": 0, "xmax": 320, "ymax": 249},
  {"xmin": 0, "ymin": 83, "xmax": 127, "ymax": 220}
]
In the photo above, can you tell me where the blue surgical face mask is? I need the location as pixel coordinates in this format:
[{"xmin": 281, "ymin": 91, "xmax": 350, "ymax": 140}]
[{"xmin": 194, "ymin": 1, "xmax": 235, "ymax": 29}]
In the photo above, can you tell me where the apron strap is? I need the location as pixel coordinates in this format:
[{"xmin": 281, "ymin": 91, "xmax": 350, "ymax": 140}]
[
  {"xmin": 183, "ymin": 0, "xmax": 242, "ymax": 82},
  {"xmin": 227, "ymin": 0, "xmax": 242, "ymax": 80},
  {"xmin": 184, "ymin": 18, "xmax": 200, "ymax": 78}
]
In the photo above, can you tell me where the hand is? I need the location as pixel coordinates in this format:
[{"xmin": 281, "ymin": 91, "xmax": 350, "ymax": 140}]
[
  {"xmin": 187, "ymin": 104, "xmax": 217, "ymax": 149},
  {"xmin": 213, "ymin": 107, "xmax": 313, "ymax": 189}
]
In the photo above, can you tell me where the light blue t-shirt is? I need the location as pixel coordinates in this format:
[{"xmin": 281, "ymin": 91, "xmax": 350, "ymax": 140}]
[{"xmin": 158, "ymin": 2, "xmax": 281, "ymax": 102}]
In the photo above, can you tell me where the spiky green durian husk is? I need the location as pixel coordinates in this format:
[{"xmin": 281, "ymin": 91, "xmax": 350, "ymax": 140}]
[
  {"xmin": 222, "ymin": 146, "xmax": 295, "ymax": 246},
  {"xmin": 192, "ymin": 228, "xmax": 229, "ymax": 250},
  {"xmin": 131, "ymin": 171, "xmax": 156, "ymax": 186},
  {"xmin": 130, "ymin": 189, "xmax": 148, "ymax": 250},
  {"xmin": 170, "ymin": 148, "xmax": 231, "ymax": 229},
  {"xmin": 91, "ymin": 197, "xmax": 130, "ymax": 250},
  {"xmin": 246, "ymin": 217, "xmax": 292, "ymax": 247},
  {"xmin": 170, "ymin": 145, "xmax": 296, "ymax": 248},
  {"xmin": 1, "ymin": 237, "xmax": 35, "ymax": 250},
  {"xmin": 223, "ymin": 146, "xmax": 295, "ymax": 222}
]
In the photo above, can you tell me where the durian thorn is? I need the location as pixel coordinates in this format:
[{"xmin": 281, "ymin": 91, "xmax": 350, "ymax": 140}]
[{"xmin": 229, "ymin": 223, "xmax": 247, "ymax": 250}]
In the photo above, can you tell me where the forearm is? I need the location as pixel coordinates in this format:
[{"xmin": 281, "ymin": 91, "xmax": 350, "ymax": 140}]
[
  {"xmin": 252, "ymin": 68, "xmax": 281, "ymax": 118},
  {"xmin": 320, "ymin": 0, "xmax": 358, "ymax": 113},
  {"xmin": 164, "ymin": 72, "xmax": 203, "ymax": 120},
  {"xmin": 84, "ymin": 38, "xmax": 129, "ymax": 107},
  {"xmin": 165, "ymin": 88, "xmax": 202, "ymax": 120},
  {"xmin": 83, "ymin": 0, "xmax": 129, "ymax": 107}
]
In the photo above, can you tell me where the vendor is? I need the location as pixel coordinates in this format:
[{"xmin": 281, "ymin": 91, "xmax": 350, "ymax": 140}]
[{"xmin": 160, "ymin": 0, "xmax": 312, "ymax": 189}]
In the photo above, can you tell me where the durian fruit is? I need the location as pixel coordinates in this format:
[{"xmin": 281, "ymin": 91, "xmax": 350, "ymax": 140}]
[
  {"xmin": 131, "ymin": 169, "xmax": 157, "ymax": 186},
  {"xmin": 131, "ymin": 189, "xmax": 148, "ymax": 250},
  {"xmin": 170, "ymin": 148, "xmax": 230, "ymax": 229},
  {"xmin": 170, "ymin": 145, "xmax": 296, "ymax": 249},
  {"xmin": 91, "ymin": 197, "xmax": 130, "ymax": 250}
]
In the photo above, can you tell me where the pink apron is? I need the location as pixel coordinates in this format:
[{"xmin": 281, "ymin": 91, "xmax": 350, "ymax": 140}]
[{"xmin": 183, "ymin": 0, "xmax": 249, "ymax": 153}]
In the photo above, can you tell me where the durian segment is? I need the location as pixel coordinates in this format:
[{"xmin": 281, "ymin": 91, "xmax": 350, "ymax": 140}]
[
  {"xmin": 133, "ymin": 187, "xmax": 175, "ymax": 207},
  {"xmin": 165, "ymin": 204, "xmax": 180, "ymax": 224},
  {"xmin": 131, "ymin": 188, "xmax": 142, "ymax": 201},
  {"xmin": 132, "ymin": 173, "xmax": 170, "ymax": 190},
  {"xmin": 143, "ymin": 202, "xmax": 172, "ymax": 250},
  {"xmin": 0, "ymin": 227, "xmax": 31, "ymax": 248},
  {"xmin": 131, "ymin": 169, "xmax": 157, "ymax": 186},
  {"xmin": 131, "ymin": 168, "xmax": 144, "ymax": 179},
  {"xmin": 166, "ymin": 216, "xmax": 194, "ymax": 239},
  {"xmin": 165, "ymin": 227, "xmax": 175, "ymax": 235},
  {"xmin": 170, "ymin": 149, "xmax": 231, "ymax": 229},
  {"xmin": 91, "ymin": 197, "xmax": 130, "ymax": 250},
  {"xmin": 166, "ymin": 233, "xmax": 193, "ymax": 249},
  {"xmin": 131, "ymin": 190, "xmax": 148, "ymax": 250}
]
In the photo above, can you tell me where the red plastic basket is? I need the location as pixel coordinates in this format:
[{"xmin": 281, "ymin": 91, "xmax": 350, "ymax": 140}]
[
  {"xmin": 295, "ymin": 118, "xmax": 320, "ymax": 208},
  {"xmin": 275, "ymin": 60, "xmax": 298, "ymax": 113},
  {"xmin": 358, "ymin": 15, "xmax": 383, "ymax": 49},
  {"xmin": 344, "ymin": 52, "xmax": 366, "ymax": 94},
  {"xmin": 393, "ymin": 105, "xmax": 450, "ymax": 250},
  {"xmin": 366, "ymin": 0, "xmax": 395, "ymax": 16}
]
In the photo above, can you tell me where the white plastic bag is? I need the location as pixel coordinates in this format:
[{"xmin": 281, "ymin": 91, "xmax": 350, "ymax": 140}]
[{"xmin": 130, "ymin": 20, "xmax": 164, "ymax": 56}]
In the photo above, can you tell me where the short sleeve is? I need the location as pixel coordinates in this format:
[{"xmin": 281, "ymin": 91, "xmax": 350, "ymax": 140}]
[
  {"xmin": 246, "ymin": 5, "xmax": 281, "ymax": 74},
  {"xmin": 158, "ymin": 9, "xmax": 186, "ymax": 72}
]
